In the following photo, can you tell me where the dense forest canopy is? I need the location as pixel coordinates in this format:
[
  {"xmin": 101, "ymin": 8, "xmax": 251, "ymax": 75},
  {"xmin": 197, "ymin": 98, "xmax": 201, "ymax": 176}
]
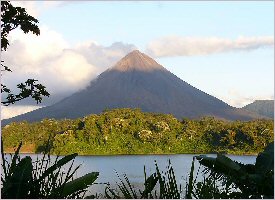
[{"xmin": 2, "ymin": 108, "xmax": 273, "ymax": 155}]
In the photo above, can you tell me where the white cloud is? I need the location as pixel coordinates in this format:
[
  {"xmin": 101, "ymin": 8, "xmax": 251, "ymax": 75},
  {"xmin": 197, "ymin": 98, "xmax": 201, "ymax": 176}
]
[
  {"xmin": 146, "ymin": 36, "xmax": 274, "ymax": 57},
  {"xmin": 5, "ymin": 26, "xmax": 69, "ymax": 73},
  {"xmin": 42, "ymin": 1, "xmax": 64, "ymax": 8},
  {"xmin": 75, "ymin": 41, "xmax": 136, "ymax": 71},
  {"xmin": 10, "ymin": 1, "xmax": 80, "ymax": 18},
  {"xmin": 46, "ymin": 49, "xmax": 97, "ymax": 90},
  {"xmin": 42, "ymin": 1, "xmax": 80, "ymax": 9},
  {"xmin": 217, "ymin": 89, "xmax": 274, "ymax": 108},
  {"xmin": 1, "ymin": 26, "xmax": 136, "ymax": 106},
  {"xmin": 10, "ymin": 1, "xmax": 41, "ymax": 17},
  {"xmin": 1, "ymin": 105, "xmax": 42, "ymax": 120}
]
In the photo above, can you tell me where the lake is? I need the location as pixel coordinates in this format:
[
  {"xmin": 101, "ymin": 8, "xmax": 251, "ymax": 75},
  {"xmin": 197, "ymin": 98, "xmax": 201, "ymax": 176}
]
[{"xmin": 14, "ymin": 154, "xmax": 256, "ymax": 197}]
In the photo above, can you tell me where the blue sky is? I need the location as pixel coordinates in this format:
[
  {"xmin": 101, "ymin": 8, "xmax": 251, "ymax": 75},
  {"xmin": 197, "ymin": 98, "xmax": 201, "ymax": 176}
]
[
  {"xmin": 39, "ymin": 1, "xmax": 274, "ymax": 46},
  {"xmin": 1, "ymin": 1, "xmax": 274, "ymax": 119}
]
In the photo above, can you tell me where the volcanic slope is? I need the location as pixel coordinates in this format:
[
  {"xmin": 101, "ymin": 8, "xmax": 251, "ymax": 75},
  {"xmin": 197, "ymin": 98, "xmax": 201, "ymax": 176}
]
[{"xmin": 2, "ymin": 50, "xmax": 262, "ymax": 125}]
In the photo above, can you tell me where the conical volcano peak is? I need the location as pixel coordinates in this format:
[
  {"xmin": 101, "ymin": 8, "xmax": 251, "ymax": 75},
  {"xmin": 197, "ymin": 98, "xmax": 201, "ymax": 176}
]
[
  {"xmin": 112, "ymin": 50, "xmax": 165, "ymax": 72},
  {"xmin": 2, "ymin": 48, "xmax": 262, "ymax": 126}
]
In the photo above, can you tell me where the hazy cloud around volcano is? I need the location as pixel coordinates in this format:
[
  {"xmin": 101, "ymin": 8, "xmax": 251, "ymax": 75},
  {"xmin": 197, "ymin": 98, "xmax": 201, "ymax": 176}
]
[{"xmin": 146, "ymin": 36, "xmax": 274, "ymax": 57}]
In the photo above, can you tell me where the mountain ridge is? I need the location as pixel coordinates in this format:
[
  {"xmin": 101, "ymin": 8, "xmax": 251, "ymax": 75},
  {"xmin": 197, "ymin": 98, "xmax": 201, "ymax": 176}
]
[
  {"xmin": 1, "ymin": 50, "xmax": 265, "ymax": 125},
  {"xmin": 242, "ymin": 100, "xmax": 274, "ymax": 118}
]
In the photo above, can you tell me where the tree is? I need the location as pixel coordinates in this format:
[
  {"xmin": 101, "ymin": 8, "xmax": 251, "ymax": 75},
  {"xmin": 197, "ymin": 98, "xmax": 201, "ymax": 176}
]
[{"xmin": 1, "ymin": 1, "xmax": 49, "ymax": 106}]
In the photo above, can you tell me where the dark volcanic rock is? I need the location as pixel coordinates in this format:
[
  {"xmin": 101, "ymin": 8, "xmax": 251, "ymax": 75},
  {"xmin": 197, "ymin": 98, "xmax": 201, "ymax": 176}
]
[{"xmin": 2, "ymin": 50, "xmax": 265, "ymax": 125}]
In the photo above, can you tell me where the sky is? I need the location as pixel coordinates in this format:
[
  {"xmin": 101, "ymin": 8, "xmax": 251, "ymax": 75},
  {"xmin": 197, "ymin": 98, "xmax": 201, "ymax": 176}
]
[{"xmin": 1, "ymin": 1, "xmax": 274, "ymax": 119}]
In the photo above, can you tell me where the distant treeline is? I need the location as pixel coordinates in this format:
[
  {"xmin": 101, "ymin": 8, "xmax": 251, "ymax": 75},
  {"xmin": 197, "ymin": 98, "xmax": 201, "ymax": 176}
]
[{"xmin": 2, "ymin": 108, "xmax": 274, "ymax": 155}]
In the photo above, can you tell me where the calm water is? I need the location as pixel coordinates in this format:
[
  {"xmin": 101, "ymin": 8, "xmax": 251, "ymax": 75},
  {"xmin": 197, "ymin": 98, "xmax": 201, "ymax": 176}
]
[{"xmin": 15, "ymin": 154, "xmax": 256, "ymax": 197}]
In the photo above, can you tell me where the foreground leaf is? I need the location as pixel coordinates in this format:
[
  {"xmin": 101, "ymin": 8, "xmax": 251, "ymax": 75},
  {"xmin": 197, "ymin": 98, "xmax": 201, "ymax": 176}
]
[
  {"xmin": 61, "ymin": 172, "xmax": 99, "ymax": 197},
  {"xmin": 255, "ymin": 142, "xmax": 274, "ymax": 174},
  {"xmin": 37, "ymin": 153, "xmax": 78, "ymax": 182}
]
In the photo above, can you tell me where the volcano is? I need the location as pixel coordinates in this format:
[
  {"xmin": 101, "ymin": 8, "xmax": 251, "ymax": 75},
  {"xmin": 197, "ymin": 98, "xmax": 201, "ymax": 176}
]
[{"xmin": 2, "ymin": 50, "xmax": 262, "ymax": 125}]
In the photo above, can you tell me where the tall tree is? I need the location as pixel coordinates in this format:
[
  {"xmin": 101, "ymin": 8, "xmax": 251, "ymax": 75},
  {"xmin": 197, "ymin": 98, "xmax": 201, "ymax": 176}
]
[{"xmin": 1, "ymin": 1, "xmax": 50, "ymax": 106}]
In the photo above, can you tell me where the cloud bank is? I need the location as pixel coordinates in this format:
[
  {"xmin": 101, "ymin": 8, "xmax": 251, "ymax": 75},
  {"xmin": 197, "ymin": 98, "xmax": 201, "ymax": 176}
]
[
  {"xmin": 146, "ymin": 36, "xmax": 274, "ymax": 57},
  {"xmin": 10, "ymin": 1, "xmax": 41, "ymax": 17},
  {"xmin": 10, "ymin": 1, "xmax": 79, "ymax": 17},
  {"xmin": 1, "ymin": 21, "xmax": 272, "ymax": 119},
  {"xmin": 217, "ymin": 90, "xmax": 274, "ymax": 108},
  {"xmin": 1, "ymin": 105, "xmax": 43, "ymax": 120},
  {"xmin": 2, "ymin": 26, "xmax": 136, "ymax": 107}
]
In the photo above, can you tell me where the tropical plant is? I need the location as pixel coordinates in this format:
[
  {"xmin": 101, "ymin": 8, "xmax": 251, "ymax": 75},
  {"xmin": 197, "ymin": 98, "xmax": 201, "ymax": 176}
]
[
  {"xmin": 1, "ymin": 141, "xmax": 99, "ymax": 199},
  {"xmin": 103, "ymin": 142, "xmax": 273, "ymax": 199},
  {"xmin": 105, "ymin": 160, "xmax": 181, "ymax": 199},
  {"xmin": 193, "ymin": 142, "xmax": 274, "ymax": 199},
  {"xmin": 185, "ymin": 158, "xmax": 242, "ymax": 199}
]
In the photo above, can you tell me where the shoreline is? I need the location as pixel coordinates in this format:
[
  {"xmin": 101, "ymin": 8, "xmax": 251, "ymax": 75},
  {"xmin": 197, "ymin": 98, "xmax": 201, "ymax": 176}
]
[{"xmin": 3, "ymin": 151, "xmax": 258, "ymax": 156}]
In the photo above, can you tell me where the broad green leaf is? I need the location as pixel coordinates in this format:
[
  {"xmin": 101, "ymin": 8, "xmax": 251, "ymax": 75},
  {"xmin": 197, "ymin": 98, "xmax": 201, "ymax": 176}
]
[
  {"xmin": 141, "ymin": 173, "xmax": 158, "ymax": 198},
  {"xmin": 37, "ymin": 153, "xmax": 77, "ymax": 181},
  {"xmin": 196, "ymin": 154, "xmax": 241, "ymax": 175},
  {"xmin": 61, "ymin": 172, "xmax": 99, "ymax": 197},
  {"xmin": 3, "ymin": 156, "xmax": 33, "ymax": 198},
  {"xmin": 195, "ymin": 155, "xmax": 216, "ymax": 169},
  {"xmin": 255, "ymin": 142, "xmax": 274, "ymax": 174},
  {"xmin": 215, "ymin": 154, "xmax": 241, "ymax": 172}
]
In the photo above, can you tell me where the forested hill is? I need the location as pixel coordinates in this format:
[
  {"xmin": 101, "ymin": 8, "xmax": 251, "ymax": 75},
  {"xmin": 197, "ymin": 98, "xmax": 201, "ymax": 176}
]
[
  {"xmin": 2, "ymin": 108, "xmax": 273, "ymax": 155},
  {"xmin": 243, "ymin": 100, "xmax": 274, "ymax": 118}
]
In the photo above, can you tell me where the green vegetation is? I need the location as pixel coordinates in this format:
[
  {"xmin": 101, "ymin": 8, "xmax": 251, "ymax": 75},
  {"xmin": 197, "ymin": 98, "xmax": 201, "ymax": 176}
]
[
  {"xmin": 105, "ymin": 160, "xmax": 181, "ymax": 199},
  {"xmin": 2, "ymin": 2, "xmax": 271, "ymax": 197},
  {"xmin": 104, "ymin": 142, "xmax": 274, "ymax": 199},
  {"xmin": 2, "ymin": 108, "xmax": 274, "ymax": 155},
  {"xmin": 194, "ymin": 142, "xmax": 274, "ymax": 199},
  {"xmin": 1, "ymin": 139, "xmax": 273, "ymax": 199},
  {"xmin": 1, "ymin": 141, "xmax": 99, "ymax": 198}
]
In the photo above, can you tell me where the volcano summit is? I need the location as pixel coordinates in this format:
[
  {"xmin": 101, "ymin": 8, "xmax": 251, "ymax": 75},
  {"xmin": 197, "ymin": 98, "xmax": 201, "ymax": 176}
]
[{"xmin": 2, "ymin": 50, "xmax": 262, "ymax": 124}]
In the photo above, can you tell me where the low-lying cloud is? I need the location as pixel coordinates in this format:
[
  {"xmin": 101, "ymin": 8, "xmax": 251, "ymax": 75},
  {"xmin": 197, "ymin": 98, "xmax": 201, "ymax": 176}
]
[
  {"xmin": 217, "ymin": 90, "xmax": 274, "ymax": 108},
  {"xmin": 146, "ymin": 36, "xmax": 274, "ymax": 57},
  {"xmin": 1, "ymin": 26, "xmax": 136, "ymax": 108},
  {"xmin": 2, "ymin": 18, "xmax": 273, "ymax": 119},
  {"xmin": 1, "ymin": 105, "xmax": 43, "ymax": 120}
]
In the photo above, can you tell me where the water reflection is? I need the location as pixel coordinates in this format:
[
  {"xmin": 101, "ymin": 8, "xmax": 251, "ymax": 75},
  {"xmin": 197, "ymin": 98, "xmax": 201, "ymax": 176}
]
[{"xmin": 14, "ymin": 154, "xmax": 256, "ymax": 196}]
